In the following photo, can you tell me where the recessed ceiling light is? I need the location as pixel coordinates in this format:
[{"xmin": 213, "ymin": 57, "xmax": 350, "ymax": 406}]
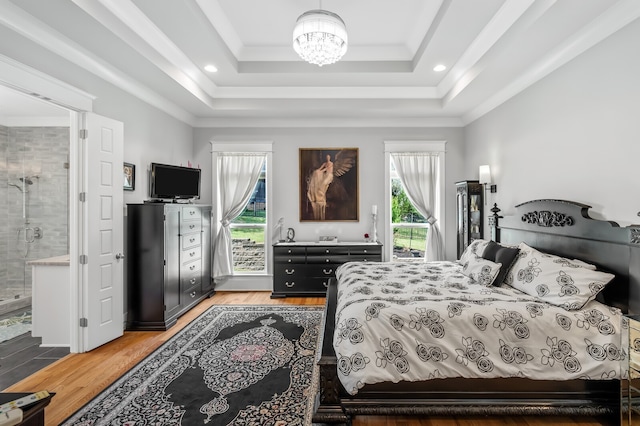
[
  {"xmin": 204, "ymin": 64, "xmax": 218, "ymax": 73},
  {"xmin": 433, "ymin": 64, "xmax": 446, "ymax": 72}
]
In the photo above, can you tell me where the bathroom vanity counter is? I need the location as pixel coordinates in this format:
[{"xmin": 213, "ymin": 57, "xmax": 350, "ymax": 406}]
[{"xmin": 28, "ymin": 254, "xmax": 70, "ymax": 347}]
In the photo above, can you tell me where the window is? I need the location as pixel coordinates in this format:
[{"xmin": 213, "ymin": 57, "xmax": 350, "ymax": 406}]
[
  {"xmin": 384, "ymin": 141, "xmax": 446, "ymax": 262},
  {"xmin": 390, "ymin": 163, "xmax": 427, "ymax": 260},
  {"xmin": 230, "ymin": 164, "xmax": 266, "ymax": 273},
  {"xmin": 211, "ymin": 142, "xmax": 273, "ymax": 279}
]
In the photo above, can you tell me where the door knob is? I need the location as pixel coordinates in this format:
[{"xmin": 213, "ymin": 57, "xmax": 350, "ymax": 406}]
[{"xmin": 116, "ymin": 253, "xmax": 125, "ymax": 260}]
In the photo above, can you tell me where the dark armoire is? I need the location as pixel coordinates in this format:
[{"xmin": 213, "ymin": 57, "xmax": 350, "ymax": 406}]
[
  {"xmin": 126, "ymin": 203, "xmax": 213, "ymax": 330},
  {"xmin": 456, "ymin": 181, "xmax": 483, "ymax": 258}
]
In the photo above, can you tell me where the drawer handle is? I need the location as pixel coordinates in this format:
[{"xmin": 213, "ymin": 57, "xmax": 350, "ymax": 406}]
[
  {"xmin": 190, "ymin": 237, "xmax": 195, "ymax": 243},
  {"xmin": 288, "ymin": 249, "xmax": 292, "ymax": 254},
  {"xmin": 190, "ymin": 211, "xmax": 195, "ymax": 215},
  {"xmin": 325, "ymin": 249, "xmax": 329, "ymax": 253},
  {"xmin": 190, "ymin": 291, "xmax": 196, "ymax": 298},
  {"xmin": 323, "ymin": 268, "xmax": 333, "ymax": 275},
  {"xmin": 323, "ymin": 281, "xmax": 329, "ymax": 288},
  {"xmin": 364, "ymin": 249, "xmax": 367, "ymax": 253},
  {"xmin": 190, "ymin": 278, "xmax": 196, "ymax": 284},
  {"xmin": 190, "ymin": 224, "xmax": 195, "ymax": 229},
  {"xmin": 190, "ymin": 265, "xmax": 196, "ymax": 270},
  {"xmin": 190, "ymin": 251, "xmax": 196, "ymax": 257},
  {"xmin": 364, "ymin": 259, "xmax": 368, "ymax": 262},
  {"xmin": 285, "ymin": 281, "xmax": 295, "ymax": 288},
  {"xmin": 286, "ymin": 269, "xmax": 295, "ymax": 274},
  {"xmin": 325, "ymin": 259, "xmax": 330, "ymax": 263},
  {"xmin": 288, "ymin": 259, "xmax": 292, "ymax": 263}
]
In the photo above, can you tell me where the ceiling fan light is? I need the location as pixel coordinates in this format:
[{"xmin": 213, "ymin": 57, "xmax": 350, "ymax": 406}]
[{"xmin": 293, "ymin": 10, "xmax": 348, "ymax": 67}]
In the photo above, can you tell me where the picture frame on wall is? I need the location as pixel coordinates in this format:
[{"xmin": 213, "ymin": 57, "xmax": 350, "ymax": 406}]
[
  {"xmin": 299, "ymin": 148, "xmax": 359, "ymax": 222},
  {"xmin": 123, "ymin": 162, "xmax": 135, "ymax": 191}
]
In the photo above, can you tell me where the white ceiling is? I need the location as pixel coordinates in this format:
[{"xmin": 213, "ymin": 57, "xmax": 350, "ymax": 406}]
[{"xmin": 0, "ymin": 0, "xmax": 638, "ymax": 127}]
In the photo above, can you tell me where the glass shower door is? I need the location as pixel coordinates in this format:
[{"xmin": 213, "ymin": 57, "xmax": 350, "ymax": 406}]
[{"xmin": 1, "ymin": 125, "xmax": 69, "ymax": 314}]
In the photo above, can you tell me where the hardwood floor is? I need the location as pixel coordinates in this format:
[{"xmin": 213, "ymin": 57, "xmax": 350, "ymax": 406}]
[{"xmin": 4, "ymin": 291, "xmax": 618, "ymax": 426}]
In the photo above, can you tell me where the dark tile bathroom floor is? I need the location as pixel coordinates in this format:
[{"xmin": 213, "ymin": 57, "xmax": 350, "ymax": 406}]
[{"xmin": 0, "ymin": 308, "xmax": 70, "ymax": 390}]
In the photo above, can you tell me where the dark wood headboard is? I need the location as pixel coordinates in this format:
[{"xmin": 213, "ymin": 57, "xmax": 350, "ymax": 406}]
[{"xmin": 493, "ymin": 199, "xmax": 640, "ymax": 314}]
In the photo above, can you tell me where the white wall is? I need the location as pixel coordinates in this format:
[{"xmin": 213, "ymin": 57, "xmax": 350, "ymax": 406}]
[
  {"xmin": 465, "ymin": 18, "xmax": 640, "ymax": 228},
  {"xmin": 194, "ymin": 126, "xmax": 466, "ymax": 264}
]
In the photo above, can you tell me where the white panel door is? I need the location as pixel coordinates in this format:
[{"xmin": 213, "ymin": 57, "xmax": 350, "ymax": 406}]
[{"xmin": 82, "ymin": 112, "xmax": 124, "ymax": 351}]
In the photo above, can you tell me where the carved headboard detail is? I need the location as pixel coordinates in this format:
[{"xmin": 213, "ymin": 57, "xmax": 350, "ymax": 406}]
[{"xmin": 521, "ymin": 211, "xmax": 573, "ymax": 227}]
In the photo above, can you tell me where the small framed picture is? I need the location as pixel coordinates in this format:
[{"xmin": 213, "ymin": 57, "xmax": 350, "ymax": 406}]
[{"xmin": 123, "ymin": 162, "xmax": 135, "ymax": 191}]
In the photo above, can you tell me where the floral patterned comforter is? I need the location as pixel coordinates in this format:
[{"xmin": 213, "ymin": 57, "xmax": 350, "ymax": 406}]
[{"xmin": 333, "ymin": 261, "xmax": 627, "ymax": 395}]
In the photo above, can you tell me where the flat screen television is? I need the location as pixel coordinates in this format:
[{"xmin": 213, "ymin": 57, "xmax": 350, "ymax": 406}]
[{"xmin": 149, "ymin": 162, "xmax": 201, "ymax": 200}]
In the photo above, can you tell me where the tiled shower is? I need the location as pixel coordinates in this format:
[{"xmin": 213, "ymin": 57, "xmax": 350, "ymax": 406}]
[{"xmin": 0, "ymin": 125, "xmax": 69, "ymax": 314}]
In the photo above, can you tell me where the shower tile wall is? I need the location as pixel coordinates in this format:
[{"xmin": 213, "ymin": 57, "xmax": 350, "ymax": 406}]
[{"xmin": 2, "ymin": 126, "xmax": 69, "ymax": 301}]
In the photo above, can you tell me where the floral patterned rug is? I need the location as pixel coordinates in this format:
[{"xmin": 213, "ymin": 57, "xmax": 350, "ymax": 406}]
[{"xmin": 61, "ymin": 305, "xmax": 323, "ymax": 425}]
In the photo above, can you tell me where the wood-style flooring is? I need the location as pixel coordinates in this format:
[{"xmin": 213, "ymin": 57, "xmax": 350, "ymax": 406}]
[{"xmin": 3, "ymin": 291, "xmax": 618, "ymax": 426}]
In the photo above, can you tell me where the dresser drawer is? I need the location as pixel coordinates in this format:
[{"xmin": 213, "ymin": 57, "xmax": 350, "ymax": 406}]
[
  {"xmin": 273, "ymin": 277, "xmax": 328, "ymax": 294},
  {"xmin": 180, "ymin": 220, "xmax": 202, "ymax": 234},
  {"xmin": 182, "ymin": 233, "xmax": 201, "ymax": 250},
  {"xmin": 182, "ymin": 258, "xmax": 201, "ymax": 275},
  {"xmin": 307, "ymin": 264, "xmax": 340, "ymax": 278},
  {"xmin": 348, "ymin": 255, "xmax": 381, "ymax": 262},
  {"xmin": 274, "ymin": 247, "xmax": 306, "ymax": 256},
  {"xmin": 182, "ymin": 274, "xmax": 202, "ymax": 290},
  {"xmin": 274, "ymin": 263, "xmax": 308, "ymax": 278},
  {"xmin": 181, "ymin": 206, "xmax": 202, "ymax": 222},
  {"xmin": 349, "ymin": 246, "xmax": 382, "ymax": 256},
  {"xmin": 181, "ymin": 247, "xmax": 202, "ymax": 264},
  {"xmin": 307, "ymin": 246, "xmax": 350, "ymax": 256},
  {"xmin": 274, "ymin": 254, "xmax": 307, "ymax": 264},
  {"xmin": 307, "ymin": 255, "xmax": 350, "ymax": 264}
]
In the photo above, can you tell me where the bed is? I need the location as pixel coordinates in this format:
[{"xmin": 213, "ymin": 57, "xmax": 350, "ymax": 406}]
[{"xmin": 312, "ymin": 199, "xmax": 640, "ymax": 424}]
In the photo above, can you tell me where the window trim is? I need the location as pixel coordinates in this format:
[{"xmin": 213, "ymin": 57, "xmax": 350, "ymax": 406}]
[{"xmin": 384, "ymin": 140, "xmax": 446, "ymax": 262}]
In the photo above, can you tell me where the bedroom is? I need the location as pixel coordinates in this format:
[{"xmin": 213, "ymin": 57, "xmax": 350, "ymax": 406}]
[{"xmin": 0, "ymin": 0, "xmax": 638, "ymax": 424}]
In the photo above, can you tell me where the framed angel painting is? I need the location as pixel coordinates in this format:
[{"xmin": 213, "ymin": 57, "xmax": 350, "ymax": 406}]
[{"xmin": 299, "ymin": 148, "xmax": 359, "ymax": 222}]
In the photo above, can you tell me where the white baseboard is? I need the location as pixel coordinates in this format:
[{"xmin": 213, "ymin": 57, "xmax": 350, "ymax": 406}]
[{"xmin": 214, "ymin": 275, "xmax": 272, "ymax": 292}]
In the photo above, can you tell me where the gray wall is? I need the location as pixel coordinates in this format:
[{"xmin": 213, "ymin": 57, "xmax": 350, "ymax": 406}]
[
  {"xmin": 464, "ymin": 18, "xmax": 640, "ymax": 229},
  {"xmin": 193, "ymin": 126, "xmax": 466, "ymax": 262}
]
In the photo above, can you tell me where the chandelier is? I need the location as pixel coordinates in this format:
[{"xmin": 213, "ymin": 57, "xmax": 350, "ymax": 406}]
[{"xmin": 292, "ymin": 8, "xmax": 348, "ymax": 67}]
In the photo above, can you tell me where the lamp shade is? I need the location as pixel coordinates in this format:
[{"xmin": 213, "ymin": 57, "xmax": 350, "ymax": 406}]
[
  {"xmin": 479, "ymin": 165, "xmax": 492, "ymax": 184},
  {"xmin": 293, "ymin": 9, "xmax": 348, "ymax": 67}
]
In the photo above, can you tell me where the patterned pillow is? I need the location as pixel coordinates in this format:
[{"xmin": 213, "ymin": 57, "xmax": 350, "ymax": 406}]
[
  {"xmin": 504, "ymin": 243, "xmax": 614, "ymax": 310},
  {"xmin": 458, "ymin": 239, "xmax": 491, "ymax": 265},
  {"xmin": 461, "ymin": 256, "xmax": 502, "ymax": 286}
]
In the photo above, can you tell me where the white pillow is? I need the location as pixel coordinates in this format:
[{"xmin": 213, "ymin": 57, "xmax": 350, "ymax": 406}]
[
  {"xmin": 505, "ymin": 243, "xmax": 614, "ymax": 310},
  {"xmin": 458, "ymin": 239, "xmax": 491, "ymax": 265},
  {"xmin": 461, "ymin": 256, "xmax": 502, "ymax": 286}
]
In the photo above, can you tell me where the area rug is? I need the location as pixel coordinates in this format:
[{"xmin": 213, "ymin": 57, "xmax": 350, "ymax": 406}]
[
  {"xmin": 0, "ymin": 310, "xmax": 32, "ymax": 343},
  {"xmin": 61, "ymin": 305, "xmax": 324, "ymax": 425}
]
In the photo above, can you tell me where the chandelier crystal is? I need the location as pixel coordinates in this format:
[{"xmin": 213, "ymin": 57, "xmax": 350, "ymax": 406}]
[{"xmin": 292, "ymin": 9, "xmax": 348, "ymax": 67}]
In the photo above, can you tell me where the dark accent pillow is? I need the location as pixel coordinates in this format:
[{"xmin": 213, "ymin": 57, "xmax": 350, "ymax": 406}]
[{"xmin": 481, "ymin": 240, "xmax": 520, "ymax": 286}]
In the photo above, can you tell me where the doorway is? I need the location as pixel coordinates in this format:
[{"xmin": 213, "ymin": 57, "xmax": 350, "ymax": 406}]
[{"xmin": 0, "ymin": 85, "xmax": 72, "ymax": 387}]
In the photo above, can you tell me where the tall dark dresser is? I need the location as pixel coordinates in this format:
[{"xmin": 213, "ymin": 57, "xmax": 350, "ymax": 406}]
[
  {"xmin": 126, "ymin": 203, "xmax": 213, "ymax": 330},
  {"xmin": 456, "ymin": 180, "xmax": 483, "ymax": 258}
]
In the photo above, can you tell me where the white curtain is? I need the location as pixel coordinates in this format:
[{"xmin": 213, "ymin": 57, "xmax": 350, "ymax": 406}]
[
  {"xmin": 391, "ymin": 152, "xmax": 444, "ymax": 262},
  {"xmin": 212, "ymin": 153, "xmax": 266, "ymax": 279}
]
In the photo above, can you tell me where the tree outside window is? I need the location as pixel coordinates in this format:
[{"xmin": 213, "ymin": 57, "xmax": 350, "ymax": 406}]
[
  {"xmin": 230, "ymin": 169, "xmax": 266, "ymax": 272},
  {"xmin": 391, "ymin": 178, "xmax": 427, "ymax": 260}
]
